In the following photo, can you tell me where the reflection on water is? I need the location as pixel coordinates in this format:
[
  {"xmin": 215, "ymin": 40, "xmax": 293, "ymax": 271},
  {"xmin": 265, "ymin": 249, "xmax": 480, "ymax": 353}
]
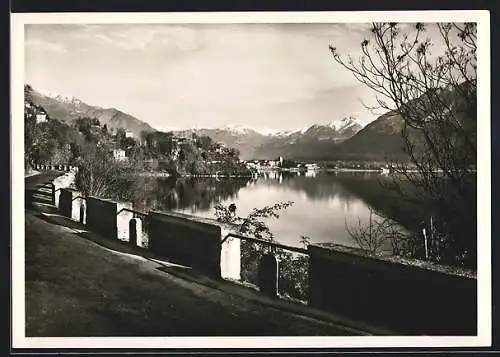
[{"xmin": 126, "ymin": 171, "xmax": 402, "ymax": 248}]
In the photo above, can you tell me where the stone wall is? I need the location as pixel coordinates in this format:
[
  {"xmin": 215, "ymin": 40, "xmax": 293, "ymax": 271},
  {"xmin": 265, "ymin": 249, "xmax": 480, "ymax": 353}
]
[
  {"xmin": 36, "ymin": 163, "xmax": 78, "ymax": 173},
  {"xmin": 307, "ymin": 244, "xmax": 477, "ymax": 335},
  {"xmin": 58, "ymin": 188, "xmax": 86, "ymax": 223},
  {"xmin": 58, "ymin": 188, "xmax": 75, "ymax": 218},
  {"xmin": 86, "ymin": 197, "xmax": 121, "ymax": 239},
  {"xmin": 52, "ymin": 172, "xmax": 76, "ymax": 208},
  {"xmin": 47, "ymin": 170, "xmax": 478, "ymax": 335},
  {"xmin": 148, "ymin": 211, "xmax": 222, "ymax": 278}
]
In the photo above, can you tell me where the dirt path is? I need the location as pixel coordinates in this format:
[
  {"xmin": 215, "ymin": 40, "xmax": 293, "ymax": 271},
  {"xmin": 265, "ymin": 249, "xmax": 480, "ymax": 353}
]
[{"xmin": 25, "ymin": 171, "xmax": 63, "ymax": 189}]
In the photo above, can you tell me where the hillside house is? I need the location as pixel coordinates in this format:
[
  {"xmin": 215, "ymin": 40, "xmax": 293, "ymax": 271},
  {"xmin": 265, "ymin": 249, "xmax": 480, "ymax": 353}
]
[
  {"xmin": 125, "ymin": 130, "xmax": 134, "ymax": 138},
  {"xmin": 36, "ymin": 111, "xmax": 47, "ymax": 124},
  {"xmin": 112, "ymin": 149, "xmax": 127, "ymax": 161}
]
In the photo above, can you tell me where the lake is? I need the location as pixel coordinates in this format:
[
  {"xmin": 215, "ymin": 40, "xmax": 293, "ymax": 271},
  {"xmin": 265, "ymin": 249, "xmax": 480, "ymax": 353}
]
[{"xmin": 126, "ymin": 170, "xmax": 416, "ymax": 250}]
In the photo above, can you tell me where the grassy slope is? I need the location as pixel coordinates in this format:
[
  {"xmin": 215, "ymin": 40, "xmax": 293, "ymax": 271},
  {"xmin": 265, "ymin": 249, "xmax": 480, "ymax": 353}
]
[{"xmin": 25, "ymin": 209, "xmax": 358, "ymax": 337}]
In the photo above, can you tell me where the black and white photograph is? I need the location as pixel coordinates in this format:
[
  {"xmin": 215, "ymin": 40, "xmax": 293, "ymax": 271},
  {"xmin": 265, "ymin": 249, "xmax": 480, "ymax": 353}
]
[{"xmin": 11, "ymin": 11, "xmax": 491, "ymax": 349}]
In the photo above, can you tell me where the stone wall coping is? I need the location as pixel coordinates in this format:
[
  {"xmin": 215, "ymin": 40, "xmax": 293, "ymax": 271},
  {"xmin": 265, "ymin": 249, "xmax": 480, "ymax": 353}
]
[
  {"xmin": 311, "ymin": 243, "xmax": 476, "ymax": 280},
  {"xmin": 149, "ymin": 210, "xmax": 239, "ymax": 240},
  {"xmin": 59, "ymin": 187, "xmax": 79, "ymax": 192},
  {"xmin": 88, "ymin": 196, "xmax": 120, "ymax": 204}
]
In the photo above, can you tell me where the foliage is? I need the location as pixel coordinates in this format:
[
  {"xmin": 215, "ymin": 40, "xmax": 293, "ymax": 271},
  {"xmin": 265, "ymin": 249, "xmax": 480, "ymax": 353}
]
[
  {"xmin": 24, "ymin": 89, "xmax": 251, "ymax": 180},
  {"xmin": 75, "ymin": 142, "xmax": 134, "ymax": 198},
  {"xmin": 331, "ymin": 22, "xmax": 477, "ymax": 268},
  {"xmin": 136, "ymin": 131, "xmax": 251, "ymax": 177},
  {"xmin": 215, "ymin": 201, "xmax": 294, "ymax": 242},
  {"xmin": 214, "ymin": 201, "xmax": 310, "ymax": 301},
  {"xmin": 24, "ymin": 100, "xmax": 84, "ymax": 166}
]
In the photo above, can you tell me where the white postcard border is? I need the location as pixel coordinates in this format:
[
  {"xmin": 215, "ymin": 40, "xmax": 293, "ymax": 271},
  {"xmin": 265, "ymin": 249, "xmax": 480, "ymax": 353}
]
[{"xmin": 11, "ymin": 10, "xmax": 492, "ymax": 349}]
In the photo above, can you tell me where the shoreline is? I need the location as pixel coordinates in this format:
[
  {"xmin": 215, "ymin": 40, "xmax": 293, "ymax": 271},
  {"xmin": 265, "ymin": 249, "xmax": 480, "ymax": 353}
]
[
  {"xmin": 128, "ymin": 167, "xmax": 476, "ymax": 178},
  {"xmin": 130, "ymin": 171, "xmax": 254, "ymax": 179},
  {"xmin": 324, "ymin": 168, "xmax": 382, "ymax": 173}
]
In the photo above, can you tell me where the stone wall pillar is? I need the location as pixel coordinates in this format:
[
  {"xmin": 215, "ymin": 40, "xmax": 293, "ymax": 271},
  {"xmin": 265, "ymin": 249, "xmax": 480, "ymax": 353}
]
[
  {"xmin": 117, "ymin": 202, "xmax": 134, "ymax": 242},
  {"xmin": 220, "ymin": 230, "xmax": 241, "ymax": 281},
  {"xmin": 74, "ymin": 196, "xmax": 86, "ymax": 223}
]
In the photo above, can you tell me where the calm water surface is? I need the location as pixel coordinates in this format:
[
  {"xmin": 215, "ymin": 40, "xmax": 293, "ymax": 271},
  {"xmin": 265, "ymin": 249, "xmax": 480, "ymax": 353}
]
[{"xmin": 128, "ymin": 170, "xmax": 408, "ymax": 249}]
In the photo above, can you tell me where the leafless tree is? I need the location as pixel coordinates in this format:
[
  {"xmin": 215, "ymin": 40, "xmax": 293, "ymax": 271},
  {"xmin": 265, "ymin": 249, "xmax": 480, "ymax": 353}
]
[
  {"xmin": 331, "ymin": 23, "xmax": 477, "ymax": 268},
  {"xmin": 346, "ymin": 208, "xmax": 406, "ymax": 255},
  {"xmin": 75, "ymin": 142, "xmax": 132, "ymax": 198}
]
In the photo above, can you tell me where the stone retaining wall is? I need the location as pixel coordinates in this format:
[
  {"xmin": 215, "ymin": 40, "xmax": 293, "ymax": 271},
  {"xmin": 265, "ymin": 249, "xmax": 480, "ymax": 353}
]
[
  {"xmin": 148, "ymin": 211, "xmax": 223, "ymax": 279},
  {"xmin": 58, "ymin": 188, "xmax": 85, "ymax": 223},
  {"xmin": 86, "ymin": 197, "xmax": 129, "ymax": 239},
  {"xmin": 307, "ymin": 244, "xmax": 477, "ymax": 335}
]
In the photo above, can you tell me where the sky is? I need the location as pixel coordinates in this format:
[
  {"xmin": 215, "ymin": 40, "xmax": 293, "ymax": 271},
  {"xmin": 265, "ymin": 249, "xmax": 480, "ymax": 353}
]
[{"xmin": 24, "ymin": 22, "xmax": 447, "ymax": 133}]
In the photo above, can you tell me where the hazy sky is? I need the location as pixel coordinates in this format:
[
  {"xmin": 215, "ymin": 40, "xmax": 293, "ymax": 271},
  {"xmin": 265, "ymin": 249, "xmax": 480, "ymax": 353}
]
[{"xmin": 25, "ymin": 23, "xmax": 445, "ymax": 133}]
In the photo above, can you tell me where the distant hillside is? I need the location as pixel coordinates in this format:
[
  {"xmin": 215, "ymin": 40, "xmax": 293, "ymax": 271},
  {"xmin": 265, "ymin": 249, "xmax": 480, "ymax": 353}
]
[
  {"xmin": 25, "ymin": 85, "xmax": 155, "ymax": 138},
  {"xmin": 25, "ymin": 83, "xmax": 475, "ymax": 163},
  {"xmin": 173, "ymin": 126, "xmax": 269, "ymax": 160},
  {"xmin": 335, "ymin": 84, "xmax": 477, "ymax": 162}
]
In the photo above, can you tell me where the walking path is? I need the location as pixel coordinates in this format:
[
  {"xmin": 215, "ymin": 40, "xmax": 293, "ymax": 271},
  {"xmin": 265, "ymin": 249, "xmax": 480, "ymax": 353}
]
[{"xmin": 24, "ymin": 174, "xmax": 390, "ymax": 337}]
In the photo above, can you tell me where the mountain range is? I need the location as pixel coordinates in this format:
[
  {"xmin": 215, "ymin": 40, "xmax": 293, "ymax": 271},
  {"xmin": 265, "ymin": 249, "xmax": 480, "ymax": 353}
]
[
  {"xmin": 173, "ymin": 116, "xmax": 364, "ymax": 160},
  {"xmin": 25, "ymin": 85, "xmax": 155, "ymax": 138},
  {"xmin": 26, "ymin": 84, "xmax": 473, "ymax": 162}
]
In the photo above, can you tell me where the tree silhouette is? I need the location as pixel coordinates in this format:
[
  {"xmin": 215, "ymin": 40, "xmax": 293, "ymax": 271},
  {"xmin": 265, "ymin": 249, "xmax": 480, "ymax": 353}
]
[{"xmin": 331, "ymin": 23, "xmax": 477, "ymax": 268}]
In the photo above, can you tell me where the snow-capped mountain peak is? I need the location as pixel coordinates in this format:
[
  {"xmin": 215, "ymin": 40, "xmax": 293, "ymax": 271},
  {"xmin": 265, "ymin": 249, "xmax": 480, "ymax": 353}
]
[
  {"xmin": 325, "ymin": 116, "xmax": 362, "ymax": 132},
  {"xmin": 45, "ymin": 91, "xmax": 84, "ymax": 108},
  {"xmin": 223, "ymin": 124, "xmax": 254, "ymax": 135},
  {"xmin": 300, "ymin": 126, "xmax": 310, "ymax": 134},
  {"xmin": 284, "ymin": 116, "xmax": 363, "ymax": 137},
  {"xmin": 222, "ymin": 124, "xmax": 291, "ymax": 136}
]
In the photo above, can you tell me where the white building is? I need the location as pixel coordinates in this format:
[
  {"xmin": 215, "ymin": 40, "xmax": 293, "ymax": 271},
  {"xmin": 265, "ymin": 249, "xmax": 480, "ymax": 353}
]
[
  {"xmin": 112, "ymin": 149, "xmax": 127, "ymax": 161},
  {"xmin": 305, "ymin": 163, "xmax": 320, "ymax": 171},
  {"xmin": 36, "ymin": 113, "xmax": 47, "ymax": 123},
  {"xmin": 245, "ymin": 162, "xmax": 261, "ymax": 170},
  {"xmin": 125, "ymin": 131, "xmax": 134, "ymax": 138}
]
